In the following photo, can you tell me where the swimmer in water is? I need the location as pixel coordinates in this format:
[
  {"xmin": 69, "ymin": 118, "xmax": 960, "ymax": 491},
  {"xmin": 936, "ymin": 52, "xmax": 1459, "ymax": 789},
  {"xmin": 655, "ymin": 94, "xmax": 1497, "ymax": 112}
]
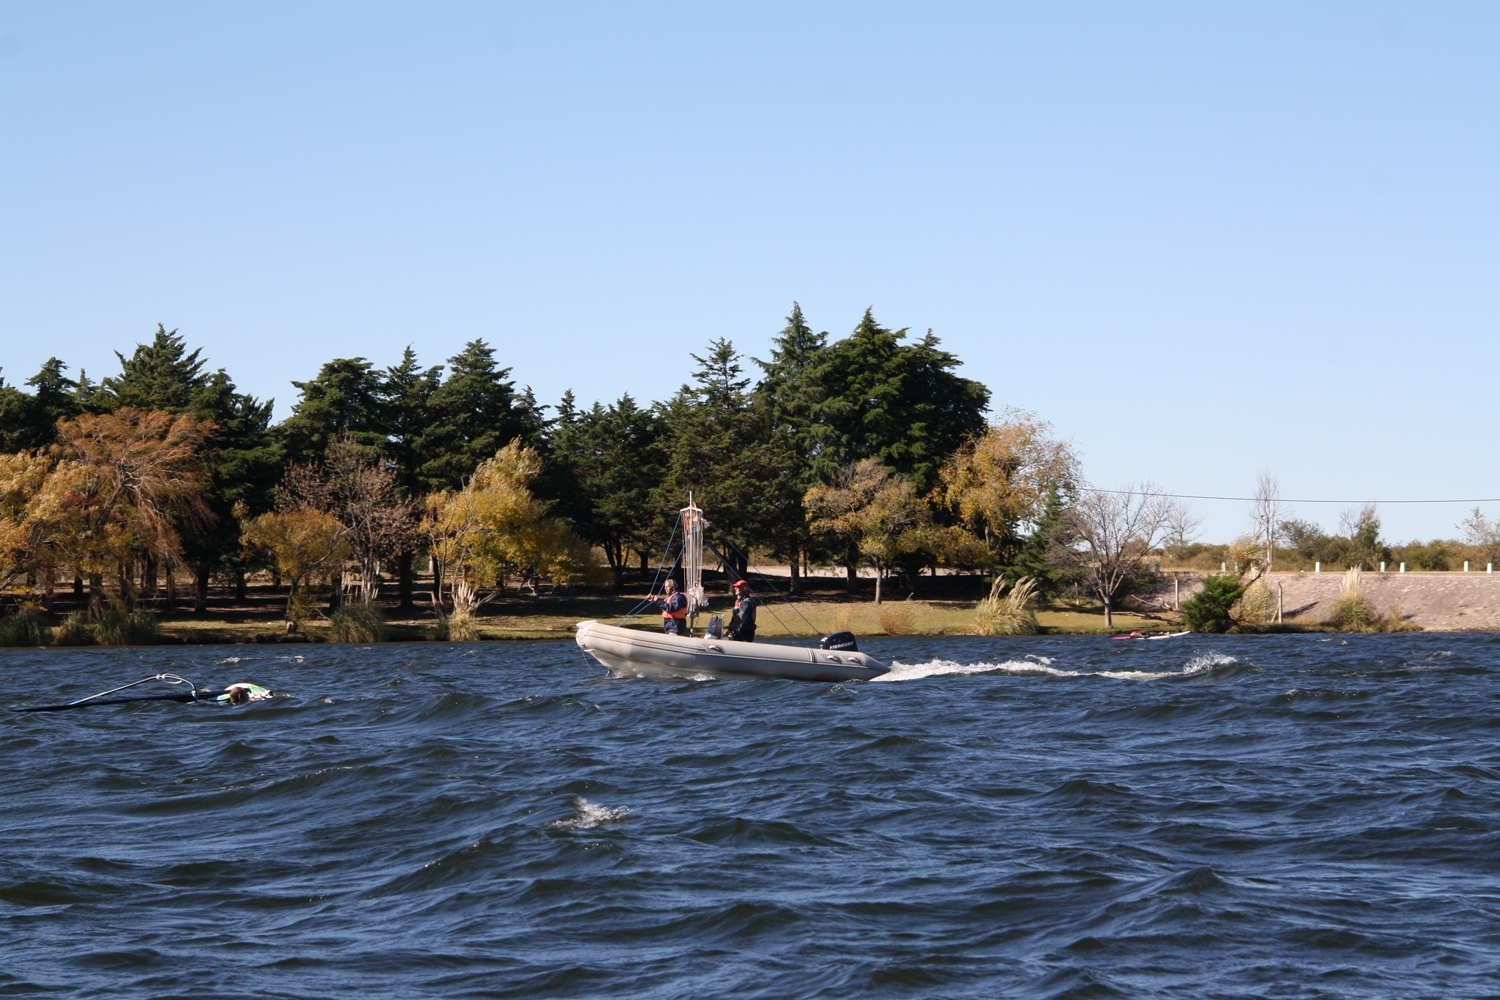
[{"xmin": 216, "ymin": 683, "xmax": 273, "ymax": 705}]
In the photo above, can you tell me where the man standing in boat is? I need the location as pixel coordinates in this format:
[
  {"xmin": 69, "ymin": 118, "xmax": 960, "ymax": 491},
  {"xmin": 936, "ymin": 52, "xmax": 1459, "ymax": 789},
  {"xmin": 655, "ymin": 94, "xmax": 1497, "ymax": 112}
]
[
  {"xmin": 655, "ymin": 578, "xmax": 690, "ymax": 635},
  {"xmin": 727, "ymin": 578, "xmax": 757, "ymax": 642}
]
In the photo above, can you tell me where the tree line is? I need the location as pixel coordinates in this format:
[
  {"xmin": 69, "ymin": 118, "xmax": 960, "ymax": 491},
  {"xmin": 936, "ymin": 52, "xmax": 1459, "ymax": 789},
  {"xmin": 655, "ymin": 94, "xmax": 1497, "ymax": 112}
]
[{"xmin": 4, "ymin": 304, "xmax": 1185, "ymax": 628}]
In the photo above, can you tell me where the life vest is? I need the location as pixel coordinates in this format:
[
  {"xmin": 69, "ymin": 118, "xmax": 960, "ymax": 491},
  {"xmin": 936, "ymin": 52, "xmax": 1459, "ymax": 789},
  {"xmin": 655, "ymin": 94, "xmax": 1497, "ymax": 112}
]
[{"xmin": 662, "ymin": 593, "xmax": 688, "ymax": 620}]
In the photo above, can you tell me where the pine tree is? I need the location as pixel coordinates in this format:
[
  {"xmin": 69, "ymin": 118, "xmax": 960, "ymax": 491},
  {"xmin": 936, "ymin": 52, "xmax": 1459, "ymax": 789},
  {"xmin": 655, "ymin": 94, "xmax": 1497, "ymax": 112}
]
[
  {"xmin": 379, "ymin": 347, "xmax": 443, "ymax": 609},
  {"xmin": 808, "ymin": 308, "xmax": 990, "ymax": 492},
  {"xmin": 0, "ymin": 358, "xmax": 81, "ymax": 452},
  {"xmin": 420, "ymin": 340, "xmax": 545, "ymax": 490},
  {"xmin": 278, "ymin": 357, "xmax": 387, "ymax": 463}
]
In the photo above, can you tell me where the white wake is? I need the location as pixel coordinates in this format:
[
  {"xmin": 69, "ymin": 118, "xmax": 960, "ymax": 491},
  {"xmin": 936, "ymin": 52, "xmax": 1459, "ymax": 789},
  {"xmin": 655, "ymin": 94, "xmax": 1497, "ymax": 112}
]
[{"xmin": 877, "ymin": 651, "xmax": 1241, "ymax": 683}]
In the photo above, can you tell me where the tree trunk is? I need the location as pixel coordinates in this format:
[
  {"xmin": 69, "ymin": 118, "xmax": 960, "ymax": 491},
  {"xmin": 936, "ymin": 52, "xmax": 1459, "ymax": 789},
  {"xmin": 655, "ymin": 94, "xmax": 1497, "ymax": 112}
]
[
  {"xmin": 235, "ymin": 568, "xmax": 247, "ymax": 601},
  {"xmin": 874, "ymin": 564, "xmax": 883, "ymax": 604},
  {"xmin": 1103, "ymin": 595, "xmax": 1113, "ymax": 628},
  {"xmin": 73, "ymin": 574, "xmax": 84, "ymax": 597},
  {"xmin": 788, "ymin": 549, "xmax": 802, "ymax": 597},
  {"xmin": 194, "ymin": 566, "xmax": 210, "ymax": 614},
  {"xmin": 396, "ymin": 551, "xmax": 415, "ymax": 612},
  {"xmin": 164, "ymin": 564, "xmax": 177, "ymax": 610},
  {"xmin": 285, "ymin": 580, "xmax": 298, "ymax": 631},
  {"xmin": 141, "ymin": 554, "xmax": 158, "ymax": 602},
  {"xmin": 88, "ymin": 573, "xmax": 105, "ymax": 618},
  {"xmin": 329, "ymin": 574, "xmax": 342, "ymax": 611}
]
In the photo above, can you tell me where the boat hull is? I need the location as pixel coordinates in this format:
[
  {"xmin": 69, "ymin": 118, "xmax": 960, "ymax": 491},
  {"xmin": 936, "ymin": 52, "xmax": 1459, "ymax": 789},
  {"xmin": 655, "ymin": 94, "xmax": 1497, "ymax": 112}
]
[{"xmin": 575, "ymin": 620, "xmax": 889, "ymax": 682}]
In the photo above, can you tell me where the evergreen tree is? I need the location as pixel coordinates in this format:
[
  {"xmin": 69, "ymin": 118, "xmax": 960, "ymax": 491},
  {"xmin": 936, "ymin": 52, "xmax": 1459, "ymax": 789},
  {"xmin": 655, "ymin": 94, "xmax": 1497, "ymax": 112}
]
[
  {"xmin": 0, "ymin": 358, "xmax": 82, "ymax": 452},
  {"xmin": 420, "ymin": 340, "xmax": 546, "ymax": 490},
  {"xmin": 753, "ymin": 303, "xmax": 828, "ymax": 592},
  {"xmin": 380, "ymin": 347, "xmax": 443, "ymax": 494},
  {"xmin": 379, "ymin": 347, "xmax": 443, "ymax": 609},
  {"xmin": 551, "ymin": 391, "xmax": 664, "ymax": 585},
  {"xmin": 653, "ymin": 339, "xmax": 798, "ymax": 573},
  {"xmin": 100, "ymin": 325, "xmax": 209, "ymax": 411},
  {"xmin": 278, "ymin": 357, "xmax": 387, "ymax": 463},
  {"xmin": 808, "ymin": 309, "xmax": 990, "ymax": 492}
]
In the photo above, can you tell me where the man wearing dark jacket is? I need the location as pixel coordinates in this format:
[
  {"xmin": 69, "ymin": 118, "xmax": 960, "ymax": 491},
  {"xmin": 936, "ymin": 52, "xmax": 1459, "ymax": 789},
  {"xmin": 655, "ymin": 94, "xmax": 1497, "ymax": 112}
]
[{"xmin": 727, "ymin": 579, "xmax": 757, "ymax": 642}]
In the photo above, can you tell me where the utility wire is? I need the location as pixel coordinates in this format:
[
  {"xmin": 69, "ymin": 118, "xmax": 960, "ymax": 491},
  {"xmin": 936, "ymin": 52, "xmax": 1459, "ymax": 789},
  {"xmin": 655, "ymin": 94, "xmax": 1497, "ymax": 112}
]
[{"xmin": 1083, "ymin": 488, "xmax": 1500, "ymax": 505}]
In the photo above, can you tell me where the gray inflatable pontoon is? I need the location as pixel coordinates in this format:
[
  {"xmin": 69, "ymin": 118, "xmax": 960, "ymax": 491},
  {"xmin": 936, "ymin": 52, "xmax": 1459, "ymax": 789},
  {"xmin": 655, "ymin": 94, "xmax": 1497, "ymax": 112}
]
[{"xmin": 575, "ymin": 620, "xmax": 888, "ymax": 682}]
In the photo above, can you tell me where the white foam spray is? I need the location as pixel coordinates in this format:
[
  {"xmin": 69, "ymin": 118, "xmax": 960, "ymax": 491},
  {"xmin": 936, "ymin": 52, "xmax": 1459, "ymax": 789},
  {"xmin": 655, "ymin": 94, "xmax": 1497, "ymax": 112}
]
[
  {"xmin": 873, "ymin": 656, "xmax": 1075, "ymax": 682},
  {"xmin": 877, "ymin": 651, "xmax": 1242, "ymax": 683},
  {"xmin": 548, "ymin": 797, "xmax": 630, "ymax": 830}
]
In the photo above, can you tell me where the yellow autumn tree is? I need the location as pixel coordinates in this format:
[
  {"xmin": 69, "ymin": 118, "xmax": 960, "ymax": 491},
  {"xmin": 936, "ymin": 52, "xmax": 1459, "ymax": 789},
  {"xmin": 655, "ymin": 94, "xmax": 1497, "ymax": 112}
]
[
  {"xmin": 937, "ymin": 409, "xmax": 1078, "ymax": 558},
  {"xmin": 0, "ymin": 451, "xmax": 54, "ymax": 594},
  {"xmin": 805, "ymin": 458, "xmax": 930, "ymax": 604},
  {"xmin": 240, "ymin": 508, "xmax": 349, "ymax": 630},
  {"xmin": 424, "ymin": 440, "xmax": 599, "ymax": 618}
]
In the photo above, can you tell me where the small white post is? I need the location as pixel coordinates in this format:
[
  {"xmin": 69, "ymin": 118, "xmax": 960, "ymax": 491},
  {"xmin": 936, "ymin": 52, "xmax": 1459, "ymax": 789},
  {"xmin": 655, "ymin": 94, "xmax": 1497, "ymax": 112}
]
[
  {"xmin": 1399, "ymin": 562, "xmax": 1406, "ymax": 573},
  {"xmin": 1380, "ymin": 561, "xmax": 1386, "ymax": 573},
  {"xmin": 1315, "ymin": 561, "xmax": 1321, "ymax": 573},
  {"xmin": 1221, "ymin": 562, "xmax": 1227, "ymax": 573},
  {"xmin": 1277, "ymin": 582, "xmax": 1284, "ymax": 623},
  {"xmin": 1489, "ymin": 563, "xmax": 1494, "ymax": 574},
  {"xmin": 1464, "ymin": 560, "xmax": 1470, "ymax": 572},
  {"xmin": 1174, "ymin": 574, "xmax": 1180, "ymax": 610}
]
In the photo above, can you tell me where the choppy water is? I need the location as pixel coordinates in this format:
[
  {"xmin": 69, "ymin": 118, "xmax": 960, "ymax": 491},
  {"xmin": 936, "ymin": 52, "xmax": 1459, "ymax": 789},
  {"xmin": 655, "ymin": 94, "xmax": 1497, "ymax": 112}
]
[{"xmin": 5, "ymin": 634, "xmax": 1500, "ymax": 998}]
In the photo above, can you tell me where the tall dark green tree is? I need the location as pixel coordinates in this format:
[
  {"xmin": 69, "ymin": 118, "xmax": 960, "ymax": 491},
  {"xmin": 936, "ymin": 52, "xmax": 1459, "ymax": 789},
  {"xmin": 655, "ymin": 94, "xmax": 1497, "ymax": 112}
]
[
  {"xmin": 379, "ymin": 347, "xmax": 443, "ymax": 609},
  {"xmin": 653, "ymin": 339, "xmax": 799, "ymax": 576},
  {"xmin": 808, "ymin": 309, "xmax": 990, "ymax": 491},
  {"xmin": 420, "ymin": 340, "xmax": 546, "ymax": 490},
  {"xmin": 277, "ymin": 357, "xmax": 387, "ymax": 464},
  {"xmin": 0, "ymin": 358, "xmax": 82, "ymax": 452},
  {"xmin": 753, "ymin": 303, "xmax": 829, "ymax": 593},
  {"xmin": 551, "ymin": 391, "xmax": 664, "ymax": 586}
]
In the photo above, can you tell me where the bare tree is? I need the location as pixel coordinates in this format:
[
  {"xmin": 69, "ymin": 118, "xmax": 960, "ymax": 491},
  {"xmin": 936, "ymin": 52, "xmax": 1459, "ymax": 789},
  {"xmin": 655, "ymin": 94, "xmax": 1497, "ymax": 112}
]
[
  {"xmin": 1067, "ymin": 483, "xmax": 1181, "ymax": 628},
  {"xmin": 1459, "ymin": 508, "xmax": 1500, "ymax": 567},
  {"xmin": 1163, "ymin": 502, "xmax": 1203, "ymax": 550},
  {"xmin": 1249, "ymin": 472, "xmax": 1284, "ymax": 571},
  {"xmin": 279, "ymin": 436, "xmax": 419, "ymax": 606}
]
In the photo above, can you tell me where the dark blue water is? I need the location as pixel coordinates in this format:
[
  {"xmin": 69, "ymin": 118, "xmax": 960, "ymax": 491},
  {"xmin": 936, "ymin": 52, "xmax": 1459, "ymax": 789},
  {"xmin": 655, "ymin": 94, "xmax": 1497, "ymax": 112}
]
[{"xmin": 5, "ymin": 635, "xmax": 1500, "ymax": 998}]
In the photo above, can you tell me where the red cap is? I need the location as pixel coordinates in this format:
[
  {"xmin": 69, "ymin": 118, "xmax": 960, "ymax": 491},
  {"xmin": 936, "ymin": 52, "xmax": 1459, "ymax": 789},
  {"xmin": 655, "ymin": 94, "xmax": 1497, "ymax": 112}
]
[{"xmin": 732, "ymin": 579, "xmax": 750, "ymax": 590}]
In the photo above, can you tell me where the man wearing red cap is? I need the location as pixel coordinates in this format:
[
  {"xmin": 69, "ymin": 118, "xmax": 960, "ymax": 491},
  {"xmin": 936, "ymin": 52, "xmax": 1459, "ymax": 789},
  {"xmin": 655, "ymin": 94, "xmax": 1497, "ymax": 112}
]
[{"xmin": 726, "ymin": 578, "xmax": 757, "ymax": 642}]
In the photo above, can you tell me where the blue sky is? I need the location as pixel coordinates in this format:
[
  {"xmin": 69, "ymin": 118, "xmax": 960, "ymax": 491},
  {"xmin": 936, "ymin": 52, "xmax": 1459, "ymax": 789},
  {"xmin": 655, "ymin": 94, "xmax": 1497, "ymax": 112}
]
[{"xmin": 2, "ymin": 2, "xmax": 1496, "ymax": 544}]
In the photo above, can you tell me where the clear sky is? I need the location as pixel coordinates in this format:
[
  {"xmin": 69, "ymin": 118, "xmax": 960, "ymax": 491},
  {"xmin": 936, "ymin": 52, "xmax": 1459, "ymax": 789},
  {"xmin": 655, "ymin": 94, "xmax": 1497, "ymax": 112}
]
[{"xmin": 2, "ymin": 2, "xmax": 1496, "ymax": 544}]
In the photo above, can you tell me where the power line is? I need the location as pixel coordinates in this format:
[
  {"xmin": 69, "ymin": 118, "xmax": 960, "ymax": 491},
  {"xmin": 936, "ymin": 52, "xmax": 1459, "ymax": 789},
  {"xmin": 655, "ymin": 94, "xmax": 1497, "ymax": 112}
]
[{"xmin": 1083, "ymin": 488, "xmax": 1500, "ymax": 505}]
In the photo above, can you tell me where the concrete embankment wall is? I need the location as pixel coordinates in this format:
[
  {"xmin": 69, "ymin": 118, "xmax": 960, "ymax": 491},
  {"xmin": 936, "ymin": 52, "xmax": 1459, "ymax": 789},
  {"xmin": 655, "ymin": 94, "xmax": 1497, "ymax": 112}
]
[{"xmin": 1163, "ymin": 570, "xmax": 1500, "ymax": 631}]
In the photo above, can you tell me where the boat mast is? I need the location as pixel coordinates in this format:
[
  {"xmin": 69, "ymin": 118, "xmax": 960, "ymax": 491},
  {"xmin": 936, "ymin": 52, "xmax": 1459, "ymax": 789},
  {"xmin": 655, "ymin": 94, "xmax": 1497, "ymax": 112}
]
[{"xmin": 681, "ymin": 493, "xmax": 706, "ymax": 628}]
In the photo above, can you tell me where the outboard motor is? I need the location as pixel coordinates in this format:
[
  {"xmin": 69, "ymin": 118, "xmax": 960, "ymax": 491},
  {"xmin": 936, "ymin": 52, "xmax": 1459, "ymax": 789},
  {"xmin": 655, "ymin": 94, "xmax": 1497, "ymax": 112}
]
[{"xmin": 819, "ymin": 631, "xmax": 858, "ymax": 652}]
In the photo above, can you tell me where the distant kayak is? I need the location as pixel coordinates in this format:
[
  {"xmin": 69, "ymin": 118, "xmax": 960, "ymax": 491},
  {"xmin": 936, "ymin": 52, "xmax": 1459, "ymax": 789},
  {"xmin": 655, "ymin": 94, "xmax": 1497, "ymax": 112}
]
[{"xmin": 1111, "ymin": 631, "xmax": 1191, "ymax": 641}]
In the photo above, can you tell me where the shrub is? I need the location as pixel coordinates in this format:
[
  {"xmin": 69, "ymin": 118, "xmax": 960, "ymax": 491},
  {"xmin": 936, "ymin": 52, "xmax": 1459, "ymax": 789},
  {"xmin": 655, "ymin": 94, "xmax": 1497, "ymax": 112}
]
[
  {"xmin": 878, "ymin": 601, "xmax": 919, "ymax": 636},
  {"xmin": 0, "ymin": 608, "xmax": 52, "ymax": 647},
  {"xmin": 973, "ymin": 576, "xmax": 1039, "ymax": 636},
  {"xmin": 98, "ymin": 611, "xmax": 162, "ymax": 646},
  {"xmin": 1181, "ymin": 575, "xmax": 1246, "ymax": 633},
  {"xmin": 329, "ymin": 604, "xmax": 386, "ymax": 643},
  {"xmin": 54, "ymin": 612, "xmax": 98, "ymax": 646},
  {"xmin": 436, "ymin": 609, "xmax": 480, "ymax": 641},
  {"xmin": 1237, "ymin": 581, "xmax": 1278, "ymax": 626}
]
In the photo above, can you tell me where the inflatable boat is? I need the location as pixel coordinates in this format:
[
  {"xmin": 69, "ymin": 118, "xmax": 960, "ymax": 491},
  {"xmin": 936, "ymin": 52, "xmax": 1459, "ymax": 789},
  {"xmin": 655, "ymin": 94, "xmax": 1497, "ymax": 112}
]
[{"xmin": 575, "ymin": 620, "xmax": 889, "ymax": 682}]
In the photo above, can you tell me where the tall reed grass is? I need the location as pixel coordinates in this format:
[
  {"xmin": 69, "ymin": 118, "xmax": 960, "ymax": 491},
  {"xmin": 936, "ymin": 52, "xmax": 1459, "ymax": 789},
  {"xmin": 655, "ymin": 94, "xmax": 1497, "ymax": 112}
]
[{"xmin": 973, "ymin": 576, "xmax": 1039, "ymax": 636}]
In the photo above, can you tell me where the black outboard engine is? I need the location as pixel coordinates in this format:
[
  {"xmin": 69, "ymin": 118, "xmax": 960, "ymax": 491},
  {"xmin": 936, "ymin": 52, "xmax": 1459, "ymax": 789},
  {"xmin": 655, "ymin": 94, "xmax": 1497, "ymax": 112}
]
[{"xmin": 819, "ymin": 631, "xmax": 858, "ymax": 652}]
